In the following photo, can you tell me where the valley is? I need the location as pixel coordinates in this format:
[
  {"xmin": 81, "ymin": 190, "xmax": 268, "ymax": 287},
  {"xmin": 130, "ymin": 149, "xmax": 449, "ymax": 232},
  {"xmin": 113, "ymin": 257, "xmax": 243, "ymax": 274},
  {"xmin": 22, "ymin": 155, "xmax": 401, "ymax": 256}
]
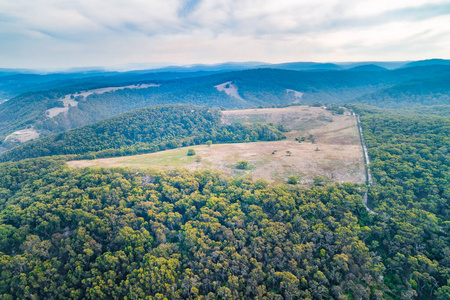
[{"xmin": 1, "ymin": 64, "xmax": 450, "ymax": 149}]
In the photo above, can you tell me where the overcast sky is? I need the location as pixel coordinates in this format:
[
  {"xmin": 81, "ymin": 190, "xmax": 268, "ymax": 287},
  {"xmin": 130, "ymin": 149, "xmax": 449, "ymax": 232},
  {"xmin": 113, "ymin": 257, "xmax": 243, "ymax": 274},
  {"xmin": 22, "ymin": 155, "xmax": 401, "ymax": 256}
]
[{"xmin": 0, "ymin": 0, "xmax": 450, "ymax": 70}]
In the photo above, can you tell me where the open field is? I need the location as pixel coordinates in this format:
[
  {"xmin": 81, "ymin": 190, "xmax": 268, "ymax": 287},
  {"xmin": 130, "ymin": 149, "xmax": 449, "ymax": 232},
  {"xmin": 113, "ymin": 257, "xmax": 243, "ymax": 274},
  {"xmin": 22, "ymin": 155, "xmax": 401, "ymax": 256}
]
[
  {"xmin": 68, "ymin": 141, "xmax": 364, "ymax": 185},
  {"xmin": 222, "ymin": 106, "xmax": 360, "ymax": 145},
  {"xmin": 68, "ymin": 106, "xmax": 365, "ymax": 185}
]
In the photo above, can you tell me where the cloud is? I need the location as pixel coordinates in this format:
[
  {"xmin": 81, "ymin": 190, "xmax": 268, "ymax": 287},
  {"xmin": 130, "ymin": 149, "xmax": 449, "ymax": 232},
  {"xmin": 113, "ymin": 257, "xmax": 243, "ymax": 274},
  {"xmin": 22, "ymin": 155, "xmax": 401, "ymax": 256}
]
[{"xmin": 0, "ymin": 0, "xmax": 449, "ymax": 68}]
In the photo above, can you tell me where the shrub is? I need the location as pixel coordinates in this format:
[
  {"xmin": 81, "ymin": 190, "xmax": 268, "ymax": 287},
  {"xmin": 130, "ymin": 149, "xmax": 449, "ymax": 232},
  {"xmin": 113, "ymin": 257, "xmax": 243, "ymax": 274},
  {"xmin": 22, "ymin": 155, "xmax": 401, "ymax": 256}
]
[
  {"xmin": 287, "ymin": 176, "xmax": 298, "ymax": 185},
  {"xmin": 236, "ymin": 161, "xmax": 249, "ymax": 170}
]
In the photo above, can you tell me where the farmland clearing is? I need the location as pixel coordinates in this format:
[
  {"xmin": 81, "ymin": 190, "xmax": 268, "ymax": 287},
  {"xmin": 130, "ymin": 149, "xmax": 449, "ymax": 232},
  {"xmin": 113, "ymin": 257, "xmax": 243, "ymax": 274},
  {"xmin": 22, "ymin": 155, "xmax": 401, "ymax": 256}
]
[{"xmin": 67, "ymin": 106, "xmax": 365, "ymax": 186}]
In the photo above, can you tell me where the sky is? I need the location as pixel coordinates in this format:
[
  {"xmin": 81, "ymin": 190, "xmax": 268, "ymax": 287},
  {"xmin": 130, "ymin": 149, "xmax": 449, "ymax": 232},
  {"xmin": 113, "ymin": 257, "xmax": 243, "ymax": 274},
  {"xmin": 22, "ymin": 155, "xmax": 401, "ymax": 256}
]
[{"xmin": 0, "ymin": 0, "xmax": 450, "ymax": 70}]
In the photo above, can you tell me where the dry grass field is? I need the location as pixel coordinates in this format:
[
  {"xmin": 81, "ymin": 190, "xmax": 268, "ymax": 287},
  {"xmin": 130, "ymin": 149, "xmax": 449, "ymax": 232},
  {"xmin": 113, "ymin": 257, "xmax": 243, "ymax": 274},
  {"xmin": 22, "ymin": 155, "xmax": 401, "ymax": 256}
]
[{"xmin": 67, "ymin": 106, "xmax": 365, "ymax": 186}]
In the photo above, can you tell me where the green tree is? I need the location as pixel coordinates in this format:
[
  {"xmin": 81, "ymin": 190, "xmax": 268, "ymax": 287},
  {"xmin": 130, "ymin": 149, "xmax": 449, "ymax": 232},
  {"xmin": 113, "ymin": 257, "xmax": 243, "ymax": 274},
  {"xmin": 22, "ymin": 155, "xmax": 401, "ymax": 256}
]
[
  {"xmin": 236, "ymin": 161, "xmax": 249, "ymax": 170},
  {"xmin": 287, "ymin": 176, "xmax": 298, "ymax": 185}
]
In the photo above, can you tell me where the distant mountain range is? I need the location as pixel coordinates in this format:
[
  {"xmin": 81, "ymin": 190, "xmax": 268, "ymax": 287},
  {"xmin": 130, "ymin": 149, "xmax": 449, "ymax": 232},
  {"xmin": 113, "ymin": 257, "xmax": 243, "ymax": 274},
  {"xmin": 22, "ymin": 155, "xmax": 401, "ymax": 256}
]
[{"xmin": 1, "ymin": 59, "xmax": 449, "ymax": 103}]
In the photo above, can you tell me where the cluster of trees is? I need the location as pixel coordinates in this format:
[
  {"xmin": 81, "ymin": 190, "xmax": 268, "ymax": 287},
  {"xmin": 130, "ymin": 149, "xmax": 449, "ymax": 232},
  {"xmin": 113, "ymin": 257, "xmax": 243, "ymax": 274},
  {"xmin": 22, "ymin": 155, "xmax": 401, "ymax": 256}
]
[
  {"xmin": 0, "ymin": 157, "xmax": 383, "ymax": 299},
  {"xmin": 0, "ymin": 105, "xmax": 285, "ymax": 162},
  {"xmin": 357, "ymin": 106, "xmax": 450, "ymax": 298},
  {"xmin": 326, "ymin": 104, "xmax": 345, "ymax": 114}
]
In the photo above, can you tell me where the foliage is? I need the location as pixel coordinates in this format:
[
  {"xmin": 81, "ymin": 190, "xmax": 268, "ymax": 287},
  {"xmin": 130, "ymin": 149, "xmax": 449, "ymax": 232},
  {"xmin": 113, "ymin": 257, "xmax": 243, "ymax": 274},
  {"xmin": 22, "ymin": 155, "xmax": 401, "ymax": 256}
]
[
  {"xmin": 0, "ymin": 158, "xmax": 382, "ymax": 299},
  {"xmin": 326, "ymin": 104, "xmax": 345, "ymax": 114},
  {"xmin": 287, "ymin": 175, "xmax": 298, "ymax": 185},
  {"xmin": 357, "ymin": 106, "xmax": 450, "ymax": 298},
  {"xmin": 235, "ymin": 161, "xmax": 249, "ymax": 170},
  {"xmin": 2, "ymin": 64, "xmax": 450, "ymax": 144},
  {"xmin": 295, "ymin": 136, "xmax": 306, "ymax": 143},
  {"xmin": 187, "ymin": 149, "xmax": 196, "ymax": 156},
  {"xmin": 1, "ymin": 104, "xmax": 450, "ymax": 298}
]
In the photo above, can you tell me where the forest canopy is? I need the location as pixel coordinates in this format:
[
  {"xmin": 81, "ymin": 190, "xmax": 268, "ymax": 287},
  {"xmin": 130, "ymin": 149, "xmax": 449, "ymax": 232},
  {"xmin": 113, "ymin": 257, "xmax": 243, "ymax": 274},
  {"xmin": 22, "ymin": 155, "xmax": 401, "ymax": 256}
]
[{"xmin": 0, "ymin": 104, "xmax": 450, "ymax": 299}]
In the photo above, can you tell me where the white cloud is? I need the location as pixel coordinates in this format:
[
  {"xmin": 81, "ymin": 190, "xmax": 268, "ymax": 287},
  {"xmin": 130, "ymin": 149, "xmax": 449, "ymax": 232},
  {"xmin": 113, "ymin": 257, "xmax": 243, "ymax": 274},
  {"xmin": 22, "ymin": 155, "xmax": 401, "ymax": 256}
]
[
  {"xmin": 0, "ymin": 0, "xmax": 449, "ymax": 68},
  {"xmin": 348, "ymin": 0, "xmax": 448, "ymax": 17}
]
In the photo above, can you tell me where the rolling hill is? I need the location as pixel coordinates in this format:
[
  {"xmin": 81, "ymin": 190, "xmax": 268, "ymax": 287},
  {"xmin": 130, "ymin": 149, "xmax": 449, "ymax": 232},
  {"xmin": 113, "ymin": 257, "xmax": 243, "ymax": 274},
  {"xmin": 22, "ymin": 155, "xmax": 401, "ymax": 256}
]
[
  {"xmin": 1, "ymin": 61, "xmax": 450, "ymax": 154},
  {"xmin": 0, "ymin": 104, "xmax": 285, "ymax": 162}
]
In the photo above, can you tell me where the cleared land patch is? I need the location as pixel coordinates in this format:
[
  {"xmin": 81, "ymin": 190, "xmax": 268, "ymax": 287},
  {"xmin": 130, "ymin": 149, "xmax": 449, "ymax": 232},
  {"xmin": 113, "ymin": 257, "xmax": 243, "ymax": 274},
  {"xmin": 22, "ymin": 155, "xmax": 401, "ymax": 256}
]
[
  {"xmin": 286, "ymin": 89, "xmax": 304, "ymax": 103},
  {"xmin": 215, "ymin": 81, "xmax": 244, "ymax": 101},
  {"xmin": 46, "ymin": 84, "xmax": 160, "ymax": 118},
  {"xmin": 68, "ymin": 106, "xmax": 365, "ymax": 185},
  {"xmin": 4, "ymin": 128, "xmax": 40, "ymax": 143}
]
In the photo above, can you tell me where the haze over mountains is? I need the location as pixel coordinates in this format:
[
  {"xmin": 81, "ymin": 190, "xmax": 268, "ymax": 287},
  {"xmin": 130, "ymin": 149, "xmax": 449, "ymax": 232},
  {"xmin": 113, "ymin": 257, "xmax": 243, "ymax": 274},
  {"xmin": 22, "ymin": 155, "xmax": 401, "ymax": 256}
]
[
  {"xmin": 1, "ymin": 58, "xmax": 448, "ymax": 102},
  {"xmin": 0, "ymin": 59, "xmax": 444, "ymax": 95}
]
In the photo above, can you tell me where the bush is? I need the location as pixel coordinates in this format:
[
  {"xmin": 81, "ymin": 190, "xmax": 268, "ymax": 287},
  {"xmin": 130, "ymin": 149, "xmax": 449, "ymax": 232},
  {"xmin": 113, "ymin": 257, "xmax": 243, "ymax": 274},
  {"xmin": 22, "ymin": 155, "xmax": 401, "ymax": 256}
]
[
  {"xmin": 313, "ymin": 176, "xmax": 327, "ymax": 186},
  {"xmin": 187, "ymin": 149, "xmax": 196, "ymax": 156},
  {"xmin": 236, "ymin": 161, "xmax": 249, "ymax": 170},
  {"xmin": 287, "ymin": 176, "xmax": 298, "ymax": 185}
]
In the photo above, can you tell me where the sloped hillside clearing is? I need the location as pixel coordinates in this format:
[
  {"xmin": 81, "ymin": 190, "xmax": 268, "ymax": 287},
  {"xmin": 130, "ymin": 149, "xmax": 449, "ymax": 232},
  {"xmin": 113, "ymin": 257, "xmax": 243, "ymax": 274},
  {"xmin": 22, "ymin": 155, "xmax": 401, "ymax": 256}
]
[{"xmin": 68, "ymin": 106, "xmax": 365, "ymax": 185}]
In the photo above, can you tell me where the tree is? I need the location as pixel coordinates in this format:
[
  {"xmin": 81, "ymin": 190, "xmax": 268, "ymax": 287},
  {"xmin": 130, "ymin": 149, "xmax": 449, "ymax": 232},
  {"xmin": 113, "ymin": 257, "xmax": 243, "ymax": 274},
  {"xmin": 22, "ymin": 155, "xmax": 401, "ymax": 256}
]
[
  {"xmin": 313, "ymin": 176, "xmax": 326, "ymax": 186},
  {"xmin": 187, "ymin": 149, "xmax": 196, "ymax": 156},
  {"xmin": 236, "ymin": 161, "xmax": 249, "ymax": 170},
  {"xmin": 335, "ymin": 107, "xmax": 345, "ymax": 114},
  {"xmin": 287, "ymin": 176, "xmax": 298, "ymax": 185}
]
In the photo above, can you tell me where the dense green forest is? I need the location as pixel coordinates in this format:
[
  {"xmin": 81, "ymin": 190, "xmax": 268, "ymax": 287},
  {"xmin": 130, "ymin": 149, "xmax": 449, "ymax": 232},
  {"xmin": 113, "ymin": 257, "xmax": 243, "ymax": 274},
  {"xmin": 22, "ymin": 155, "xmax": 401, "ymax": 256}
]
[
  {"xmin": 356, "ymin": 106, "xmax": 450, "ymax": 299},
  {"xmin": 0, "ymin": 158, "xmax": 383, "ymax": 299},
  {"xmin": 0, "ymin": 105, "xmax": 285, "ymax": 162},
  {"xmin": 0, "ymin": 104, "xmax": 450, "ymax": 298}
]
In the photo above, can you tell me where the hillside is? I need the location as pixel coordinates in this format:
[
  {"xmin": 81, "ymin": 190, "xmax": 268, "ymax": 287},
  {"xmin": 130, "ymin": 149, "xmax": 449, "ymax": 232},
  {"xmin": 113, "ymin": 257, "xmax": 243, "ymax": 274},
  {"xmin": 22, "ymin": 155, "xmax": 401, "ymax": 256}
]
[
  {"xmin": 2, "ymin": 64, "xmax": 450, "ymax": 151},
  {"xmin": 0, "ymin": 105, "xmax": 285, "ymax": 162},
  {"xmin": 351, "ymin": 75, "xmax": 450, "ymax": 108}
]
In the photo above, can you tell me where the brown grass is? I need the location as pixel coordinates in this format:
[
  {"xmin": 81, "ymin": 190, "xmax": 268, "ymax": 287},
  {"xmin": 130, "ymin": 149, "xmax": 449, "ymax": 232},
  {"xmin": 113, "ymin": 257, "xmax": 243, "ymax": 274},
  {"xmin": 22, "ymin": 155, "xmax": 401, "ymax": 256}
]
[{"xmin": 67, "ymin": 106, "xmax": 365, "ymax": 186}]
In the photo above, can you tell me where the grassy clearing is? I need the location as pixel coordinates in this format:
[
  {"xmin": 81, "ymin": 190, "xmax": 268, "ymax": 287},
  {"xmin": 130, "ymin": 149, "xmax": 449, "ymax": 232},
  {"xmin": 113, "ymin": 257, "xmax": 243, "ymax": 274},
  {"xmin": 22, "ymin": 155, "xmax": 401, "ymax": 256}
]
[{"xmin": 68, "ymin": 106, "xmax": 365, "ymax": 186}]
